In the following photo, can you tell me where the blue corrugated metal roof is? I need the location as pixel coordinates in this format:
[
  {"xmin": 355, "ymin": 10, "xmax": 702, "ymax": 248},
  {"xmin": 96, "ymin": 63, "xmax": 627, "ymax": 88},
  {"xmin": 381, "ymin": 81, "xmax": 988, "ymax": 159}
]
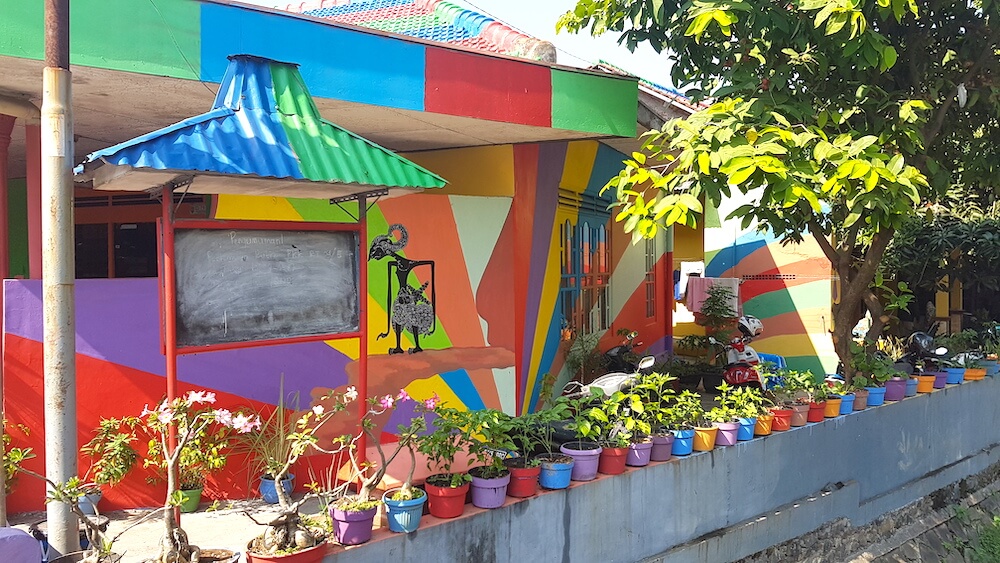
[{"xmin": 77, "ymin": 54, "xmax": 446, "ymax": 193}]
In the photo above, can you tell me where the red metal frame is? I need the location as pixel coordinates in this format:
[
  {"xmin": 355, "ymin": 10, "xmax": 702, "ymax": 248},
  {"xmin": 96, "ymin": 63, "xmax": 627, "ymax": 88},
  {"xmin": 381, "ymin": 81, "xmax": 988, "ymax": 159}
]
[{"xmin": 158, "ymin": 200, "xmax": 372, "ymax": 491}]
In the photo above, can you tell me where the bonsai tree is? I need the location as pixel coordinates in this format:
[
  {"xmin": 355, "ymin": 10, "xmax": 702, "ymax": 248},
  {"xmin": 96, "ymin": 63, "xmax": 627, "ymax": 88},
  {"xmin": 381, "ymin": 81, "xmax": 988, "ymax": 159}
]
[{"xmin": 138, "ymin": 391, "xmax": 260, "ymax": 563}]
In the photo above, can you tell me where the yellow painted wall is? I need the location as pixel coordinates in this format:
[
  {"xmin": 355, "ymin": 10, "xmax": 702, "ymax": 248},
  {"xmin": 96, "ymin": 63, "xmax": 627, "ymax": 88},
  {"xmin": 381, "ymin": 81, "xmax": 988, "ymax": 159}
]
[
  {"xmin": 673, "ymin": 224, "xmax": 705, "ymax": 337},
  {"xmin": 402, "ymin": 145, "xmax": 515, "ymax": 197}
]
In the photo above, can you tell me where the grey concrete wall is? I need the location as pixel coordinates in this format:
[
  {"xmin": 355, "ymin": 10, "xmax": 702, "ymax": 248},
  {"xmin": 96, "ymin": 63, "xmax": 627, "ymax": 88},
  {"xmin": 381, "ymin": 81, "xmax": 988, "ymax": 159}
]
[{"xmin": 328, "ymin": 378, "xmax": 1000, "ymax": 563}]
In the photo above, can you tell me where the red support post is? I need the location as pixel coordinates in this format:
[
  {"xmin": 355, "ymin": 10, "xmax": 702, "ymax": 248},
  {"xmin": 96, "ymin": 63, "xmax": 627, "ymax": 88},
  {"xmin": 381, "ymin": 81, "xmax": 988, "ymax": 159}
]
[
  {"xmin": 160, "ymin": 188, "xmax": 180, "ymax": 522},
  {"xmin": 357, "ymin": 196, "xmax": 368, "ymax": 466},
  {"xmin": 24, "ymin": 124, "xmax": 41, "ymax": 279}
]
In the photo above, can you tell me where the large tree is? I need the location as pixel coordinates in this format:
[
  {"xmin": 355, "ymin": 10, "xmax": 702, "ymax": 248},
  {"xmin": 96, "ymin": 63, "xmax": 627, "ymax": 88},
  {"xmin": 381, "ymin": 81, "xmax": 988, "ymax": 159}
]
[{"xmin": 559, "ymin": 0, "xmax": 1000, "ymax": 382}]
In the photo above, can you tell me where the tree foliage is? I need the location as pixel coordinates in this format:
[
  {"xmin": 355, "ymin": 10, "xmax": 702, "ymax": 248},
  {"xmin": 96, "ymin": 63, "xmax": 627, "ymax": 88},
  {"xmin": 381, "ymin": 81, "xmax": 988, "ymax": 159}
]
[{"xmin": 558, "ymin": 0, "xmax": 1000, "ymax": 381}]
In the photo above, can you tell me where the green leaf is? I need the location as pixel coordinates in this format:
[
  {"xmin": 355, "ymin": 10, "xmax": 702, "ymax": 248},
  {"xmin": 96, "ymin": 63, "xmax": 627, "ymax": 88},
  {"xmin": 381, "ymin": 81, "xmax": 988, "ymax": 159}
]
[
  {"xmin": 728, "ymin": 164, "xmax": 757, "ymax": 185},
  {"xmin": 881, "ymin": 46, "xmax": 898, "ymax": 70}
]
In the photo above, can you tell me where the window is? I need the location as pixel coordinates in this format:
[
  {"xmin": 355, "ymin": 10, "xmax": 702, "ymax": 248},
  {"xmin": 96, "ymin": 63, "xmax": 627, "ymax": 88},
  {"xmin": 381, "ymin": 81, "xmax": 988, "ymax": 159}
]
[{"xmin": 559, "ymin": 218, "xmax": 611, "ymax": 336}]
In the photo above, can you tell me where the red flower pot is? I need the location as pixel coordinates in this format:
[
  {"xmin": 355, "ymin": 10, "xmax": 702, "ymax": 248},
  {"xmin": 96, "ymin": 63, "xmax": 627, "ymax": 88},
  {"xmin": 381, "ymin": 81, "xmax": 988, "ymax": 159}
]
[
  {"xmin": 807, "ymin": 401, "xmax": 826, "ymax": 423},
  {"xmin": 770, "ymin": 407, "xmax": 793, "ymax": 431},
  {"xmin": 597, "ymin": 446, "xmax": 628, "ymax": 475},
  {"xmin": 505, "ymin": 464, "xmax": 541, "ymax": 498},
  {"xmin": 424, "ymin": 478, "xmax": 470, "ymax": 519}
]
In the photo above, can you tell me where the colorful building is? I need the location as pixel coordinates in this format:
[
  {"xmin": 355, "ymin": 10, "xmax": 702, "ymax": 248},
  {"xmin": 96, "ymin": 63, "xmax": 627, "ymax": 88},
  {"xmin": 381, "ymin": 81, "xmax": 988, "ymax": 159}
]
[{"xmin": 0, "ymin": 0, "xmax": 682, "ymax": 511}]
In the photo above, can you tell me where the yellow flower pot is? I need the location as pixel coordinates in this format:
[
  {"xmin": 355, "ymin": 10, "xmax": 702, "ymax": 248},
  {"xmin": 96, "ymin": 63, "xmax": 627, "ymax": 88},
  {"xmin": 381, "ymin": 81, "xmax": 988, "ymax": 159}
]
[
  {"xmin": 824, "ymin": 397, "xmax": 842, "ymax": 417},
  {"xmin": 693, "ymin": 425, "xmax": 719, "ymax": 451}
]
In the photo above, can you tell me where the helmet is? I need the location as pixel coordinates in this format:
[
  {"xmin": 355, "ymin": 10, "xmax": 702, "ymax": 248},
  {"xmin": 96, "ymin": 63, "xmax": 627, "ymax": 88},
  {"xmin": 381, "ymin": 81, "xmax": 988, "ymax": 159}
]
[
  {"xmin": 907, "ymin": 332, "xmax": 934, "ymax": 356},
  {"xmin": 738, "ymin": 315, "xmax": 763, "ymax": 339}
]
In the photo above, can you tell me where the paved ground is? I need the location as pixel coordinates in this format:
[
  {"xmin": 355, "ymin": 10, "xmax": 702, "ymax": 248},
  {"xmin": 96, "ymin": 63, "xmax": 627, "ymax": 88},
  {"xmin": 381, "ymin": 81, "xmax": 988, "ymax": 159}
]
[{"xmin": 9, "ymin": 496, "xmax": 329, "ymax": 562}]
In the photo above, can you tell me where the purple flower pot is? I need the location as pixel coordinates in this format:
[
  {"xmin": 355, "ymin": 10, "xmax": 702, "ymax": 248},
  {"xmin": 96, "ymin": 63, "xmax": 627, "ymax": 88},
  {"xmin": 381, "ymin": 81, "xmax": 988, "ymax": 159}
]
[
  {"xmin": 650, "ymin": 434, "xmax": 675, "ymax": 461},
  {"xmin": 715, "ymin": 421, "xmax": 740, "ymax": 446},
  {"xmin": 931, "ymin": 371, "xmax": 948, "ymax": 388},
  {"xmin": 626, "ymin": 441, "xmax": 653, "ymax": 466},
  {"xmin": 470, "ymin": 471, "xmax": 511, "ymax": 509},
  {"xmin": 331, "ymin": 505, "xmax": 377, "ymax": 546},
  {"xmin": 560, "ymin": 442, "xmax": 602, "ymax": 481},
  {"xmin": 884, "ymin": 378, "xmax": 906, "ymax": 401}
]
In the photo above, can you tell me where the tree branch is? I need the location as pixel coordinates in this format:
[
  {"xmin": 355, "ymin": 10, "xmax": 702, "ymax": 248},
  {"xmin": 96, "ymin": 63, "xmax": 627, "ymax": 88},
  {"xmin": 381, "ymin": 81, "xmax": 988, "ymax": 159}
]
[
  {"xmin": 922, "ymin": 32, "xmax": 1000, "ymax": 147},
  {"xmin": 807, "ymin": 219, "xmax": 840, "ymax": 265}
]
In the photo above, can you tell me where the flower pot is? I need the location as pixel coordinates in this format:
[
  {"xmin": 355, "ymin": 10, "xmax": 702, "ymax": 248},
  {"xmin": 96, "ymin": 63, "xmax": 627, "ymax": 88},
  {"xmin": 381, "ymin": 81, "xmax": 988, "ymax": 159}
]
[
  {"xmin": 383, "ymin": 489, "xmax": 427, "ymax": 533},
  {"xmin": 79, "ymin": 489, "xmax": 103, "ymax": 516},
  {"xmin": 650, "ymin": 434, "xmax": 675, "ymax": 461},
  {"xmin": 866, "ymin": 386, "xmax": 886, "ymax": 406},
  {"xmin": 789, "ymin": 403, "xmax": 809, "ymax": 426},
  {"xmin": 945, "ymin": 367, "xmax": 965, "ymax": 385},
  {"xmin": 692, "ymin": 425, "xmax": 718, "ymax": 451},
  {"xmin": 560, "ymin": 441, "xmax": 602, "ymax": 481},
  {"xmin": 259, "ymin": 474, "xmax": 295, "ymax": 504},
  {"xmin": 737, "ymin": 417, "xmax": 756, "ymax": 441},
  {"xmin": 852, "ymin": 388, "xmax": 869, "ymax": 410},
  {"xmin": 905, "ymin": 377, "xmax": 918, "ymax": 396},
  {"xmin": 247, "ymin": 539, "xmax": 326, "ymax": 563},
  {"xmin": 932, "ymin": 371, "xmax": 948, "ymax": 388},
  {"xmin": 754, "ymin": 413, "xmax": 775, "ymax": 435},
  {"xmin": 598, "ymin": 446, "xmax": 628, "ymax": 475},
  {"xmin": 424, "ymin": 477, "xmax": 470, "ymax": 519},
  {"xmin": 671, "ymin": 429, "xmax": 695, "ymax": 456},
  {"xmin": 916, "ymin": 375, "xmax": 935, "ymax": 393},
  {"xmin": 807, "ymin": 401, "xmax": 826, "ymax": 423},
  {"xmin": 839, "ymin": 393, "xmax": 855, "ymax": 414},
  {"xmin": 331, "ymin": 505, "xmax": 378, "ymax": 545},
  {"xmin": 715, "ymin": 421, "xmax": 740, "ymax": 446},
  {"xmin": 884, "ymin": 378, "xmax": 907, "ymax": 401},
  {"xmin": 983, "ymin": 359, "xmax": 999, "ymax": 376},
  {"xmin": 824, "ymin": 396, "xmax": 842, "ymax": 417},
  {"xmin": 504, "ymin": 462, "xmax": 541, "ymax": 498},
  {"xmin": 200, "ymin": 549, "xmax": 240, "ymax": 563},
  {"xmin": 178, "ymin": 487, "xmax": 202, "ymax": 513},
  {"xmin": 470, "ymin": 469, "xmax": 510, "ymax": 509},
  {"xmin": 537, "ymin": 454, "xmax": 574, "ymax": 490},
  {"xmin": 965, "ymin": 367, "xmax": 987, "ymax": 381},
  {"xmin": 770, "ymin": 408, "xmax": 793, "ymax": 432},
  {"xmin": 626, "ymin": 440, "xmax": 653, "ymax": 466}
]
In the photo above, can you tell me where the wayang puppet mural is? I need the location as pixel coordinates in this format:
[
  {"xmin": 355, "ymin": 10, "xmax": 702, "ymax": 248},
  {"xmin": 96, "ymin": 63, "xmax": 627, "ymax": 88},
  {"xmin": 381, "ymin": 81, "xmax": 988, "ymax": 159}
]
[{"xmin": 368, "ymin": 224, "xmax": 437, "ymax": 354}]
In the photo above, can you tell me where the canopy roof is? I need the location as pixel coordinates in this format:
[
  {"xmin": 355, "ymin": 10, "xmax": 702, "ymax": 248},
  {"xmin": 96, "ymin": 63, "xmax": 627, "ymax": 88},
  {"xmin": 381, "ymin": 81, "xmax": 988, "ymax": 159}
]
[{"xmin": 75, "ymin": 54, "xmax": 446, "ymax": 199}]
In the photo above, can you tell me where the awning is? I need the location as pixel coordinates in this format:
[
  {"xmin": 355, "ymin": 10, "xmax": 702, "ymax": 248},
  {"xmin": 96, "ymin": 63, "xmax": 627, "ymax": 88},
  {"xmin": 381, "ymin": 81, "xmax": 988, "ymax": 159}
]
[{"xmin": 74, "ymin": 54, "xmax": 446, "ymax": 198}]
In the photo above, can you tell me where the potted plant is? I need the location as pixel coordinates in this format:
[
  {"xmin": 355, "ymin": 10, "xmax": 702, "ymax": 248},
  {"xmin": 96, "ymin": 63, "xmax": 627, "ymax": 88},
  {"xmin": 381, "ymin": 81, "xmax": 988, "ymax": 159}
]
[
  {"xmin": 560, "ymin": 391, "xmax": 605, "ymax": 481},
  {"xmin": 850, "ymin": 342, "xmax": 905, "ymax": 405},
  {"xmin": 717, "ymin": 383, "xmax": 769, "ymax": 440},
  {"xmin": 460, "ymin": 406, "xmax": 517, "ymax": 509},
  {"xmin": 414, "ymin": 403, "xmax": 475, "ymax": 519},
  {"xmin": 806, "ymin": 382, "xmax": 828, "ymax": 423},
  {"xmin": 666, "ymin": 390, "xmax": 703, "ymax": 455},
  {"xmin": 631, "ymin": 370, "xmax": 677, "ymax": 462},
  {"xmin": 139, "ymin": 391, "xmax": 260, "ymax": 563},
  {"xmin": 576, "ymin": 389, "xmax": 635, "ymax": 475},
  {"xmin": 3, "ymin": 418, "xmax": 34, "ymax": 495},
  {"xmin": 79, "ymin": 417, "xmax": 139, "ymax": 515},
  {"xmin": 706, "ymin": 404, "xmax": 740, "ymax": 446},
  {"xmin": 692, "ymin": 407, "xmax": 720, "ymax": 451},
  {"xmin": 236, "ymin": 379, "xmax": 298, "ymax": 504},
  {"xmin": 330, "ymin": 390, "xmax": 435, "ymax": 542}
]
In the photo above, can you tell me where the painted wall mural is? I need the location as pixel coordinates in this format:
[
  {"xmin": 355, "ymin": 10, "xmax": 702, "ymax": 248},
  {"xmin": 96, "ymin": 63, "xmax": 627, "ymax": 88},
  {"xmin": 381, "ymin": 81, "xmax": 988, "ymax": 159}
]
[
  {"xmin": 2, "ymin": 140, "xmax": 672, "ymax": 511},
  {"xmin": 702, "ymin": 192, "xmax": 836, "ymax": 375}
]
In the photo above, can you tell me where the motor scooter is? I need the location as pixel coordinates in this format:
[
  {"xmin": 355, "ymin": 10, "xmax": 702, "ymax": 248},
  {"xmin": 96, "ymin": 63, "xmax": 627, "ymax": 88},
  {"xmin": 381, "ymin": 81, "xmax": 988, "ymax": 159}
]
[
  {"xmin": 603, "ymin": 330, "xmax": 642, "ymax": 373},
  {"xmin": 717, "ymin": 315, "xmax": 765, "ymax": 388}
]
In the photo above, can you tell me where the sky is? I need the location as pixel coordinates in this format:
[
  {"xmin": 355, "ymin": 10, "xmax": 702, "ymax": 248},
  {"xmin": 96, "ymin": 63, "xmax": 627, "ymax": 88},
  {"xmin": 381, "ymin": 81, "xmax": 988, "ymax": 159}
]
[{"xmin": 239, "ymin": 0, "xmax": 676, "ymax": 88}]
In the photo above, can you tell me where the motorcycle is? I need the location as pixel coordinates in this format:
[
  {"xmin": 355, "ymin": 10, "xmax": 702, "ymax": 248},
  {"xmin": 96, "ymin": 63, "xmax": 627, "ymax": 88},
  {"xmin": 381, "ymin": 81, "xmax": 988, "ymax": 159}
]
[
  {"xmin": 715, "ymin": 315, "xmax": 765, "ymax": 388},
  {"xmin": 604, "ymin": 330, "xmax": 642, "ymax": 373}
]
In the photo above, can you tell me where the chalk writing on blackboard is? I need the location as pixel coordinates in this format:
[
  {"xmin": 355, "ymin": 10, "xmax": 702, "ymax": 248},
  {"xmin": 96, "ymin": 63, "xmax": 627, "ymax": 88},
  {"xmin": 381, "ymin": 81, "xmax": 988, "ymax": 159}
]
[{"xmin": 174, "ymin": 228, "xmax": 360, "ymax": 348}]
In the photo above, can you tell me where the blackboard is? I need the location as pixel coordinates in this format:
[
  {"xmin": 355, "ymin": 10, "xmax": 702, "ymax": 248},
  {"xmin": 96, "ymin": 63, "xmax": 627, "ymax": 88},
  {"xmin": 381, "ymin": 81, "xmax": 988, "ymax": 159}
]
[{"xmin": 173, "ymin": 227, "xmax": 360, "ymax": 349}]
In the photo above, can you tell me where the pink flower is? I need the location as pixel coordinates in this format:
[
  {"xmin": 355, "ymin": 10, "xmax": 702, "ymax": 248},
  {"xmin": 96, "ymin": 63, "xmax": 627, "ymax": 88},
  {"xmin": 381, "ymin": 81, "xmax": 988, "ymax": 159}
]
[
  {"xmin": 140, "ymin": 404, "xmax": 154, "ymax": 417},
  {"xmin": 312, "ymin": 405, "xmax": 325, "ymax": 416},
  {"xmin": 232, "ymin": 413, "xmax": 261, "ymax": 434},
  {"xmin": 344, "ymin": 386, "xmax": 358, "ymax": 402},
  {"xmin": 423, "ymin": 394, "xmax": 440, "ymax": 410},
  {"xmin": 214, "ymin": 409, "xmax": 233, "ymax": 426},
  {"xmin": 379, "ymin": 395, "xmax": 395, "ymax": 409},
  {"xmin": 396, "ymin": 389, "xmax": 410, "ymax": 402},
  {"xmin": 156, "ymin": 407, "xmax": 174, "ymax": 425}
]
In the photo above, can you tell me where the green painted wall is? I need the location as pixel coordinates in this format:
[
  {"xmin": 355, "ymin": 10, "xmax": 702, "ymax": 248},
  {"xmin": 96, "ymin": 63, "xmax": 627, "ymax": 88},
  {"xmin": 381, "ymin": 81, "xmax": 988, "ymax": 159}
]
[
  {"xmin": 7, "ymin": 179, "xmax": 28, "ymax": 278},
  {"xmin": 0, "ymin": 0, "xmax": 200, "ymax": 79},
  {"xmin": 550, "ymin": 68, "xmax": 637, "ymax": 137}
]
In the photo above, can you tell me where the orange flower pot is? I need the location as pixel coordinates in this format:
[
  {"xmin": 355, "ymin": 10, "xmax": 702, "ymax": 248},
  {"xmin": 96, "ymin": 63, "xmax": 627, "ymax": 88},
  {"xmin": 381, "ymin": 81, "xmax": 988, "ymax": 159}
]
[
  {"xmin": 754, "ymin": 413, "xmax": 774, "ymax": 436},
  {"xmin": 916, "ymin": 374, "xmax": 935, "ymax": 393},
  {"xmin": 966, "ymin": 368, "xmax": 987, "ymax": 381},
  {"xmin": 693, "ymin": 425, "xmax": 719, "ymax": 451},
  {"xmin": 824, "ymin": 397, "xmax": 842, "ymax": 417}
]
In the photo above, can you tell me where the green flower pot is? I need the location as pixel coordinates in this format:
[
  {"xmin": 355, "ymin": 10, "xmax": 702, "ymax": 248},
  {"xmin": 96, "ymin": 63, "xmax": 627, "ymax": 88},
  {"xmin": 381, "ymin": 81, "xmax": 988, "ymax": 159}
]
[{"xmin": 178, "ymin": 487, "xmax": 203, "ymax": 513}]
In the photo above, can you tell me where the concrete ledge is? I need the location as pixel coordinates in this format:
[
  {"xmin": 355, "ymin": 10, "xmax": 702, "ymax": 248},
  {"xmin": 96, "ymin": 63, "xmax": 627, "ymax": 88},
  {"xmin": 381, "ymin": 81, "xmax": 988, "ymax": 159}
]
[{"xmin": 327, "ymin": 378, "xmax": 1000, "ymax": 563}]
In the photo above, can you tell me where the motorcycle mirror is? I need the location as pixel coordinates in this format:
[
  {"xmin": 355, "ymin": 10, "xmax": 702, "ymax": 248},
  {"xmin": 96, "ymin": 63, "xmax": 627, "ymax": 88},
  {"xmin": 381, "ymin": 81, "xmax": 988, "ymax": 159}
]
[
  {"xmin": 637, "ymin": 356, "xmax": 655, "ymax": 370},
  {"xmin": 628, "ymin": 330, "xmax": 639, "ymax": 340}
]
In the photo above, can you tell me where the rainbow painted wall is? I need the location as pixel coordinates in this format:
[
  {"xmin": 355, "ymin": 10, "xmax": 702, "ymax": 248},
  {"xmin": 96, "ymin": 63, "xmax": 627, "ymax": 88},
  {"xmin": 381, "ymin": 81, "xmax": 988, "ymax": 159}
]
[
  {"xmin": 2, "ymin": 139, "xmax": 670, "ymax": 511},
  {"xmin": 700, "ymin": 194, "xmax": 836, "ymax": 375}
]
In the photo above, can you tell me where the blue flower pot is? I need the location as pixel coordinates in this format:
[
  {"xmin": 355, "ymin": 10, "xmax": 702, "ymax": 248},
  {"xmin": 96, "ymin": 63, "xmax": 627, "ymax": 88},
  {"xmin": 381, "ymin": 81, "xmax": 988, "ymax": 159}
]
[
  {"xmin": 259, "ymin": 473, "xmax": 294, "ymax": 504},
  {"xmin": 538, "ymin": 456, "xmax": 574, "ymax": 490},
  {"xmin": 866, "ymin": 387, "xmax": 886, "ymax": 407},
  {"xmin": 736, "ymin": 417, "xmax": 756, "ymax": 441},
  {"xmin": 671, "ymin": 428, "xmax": 695, "ymax": 456},
  {"xmin": 383, "ymin": 488, "xmax": 427, "ymax": 533},
  {"xmin": 839, "ymin": 394, "xmax": 855, "ymax": 415},
  {"xmin": 945, "ymin": 367, "xmax": 965, "ymax": 385},
  {"xmin": 905, "ymin": 377, "xmax": 918, "ymax": 397}
]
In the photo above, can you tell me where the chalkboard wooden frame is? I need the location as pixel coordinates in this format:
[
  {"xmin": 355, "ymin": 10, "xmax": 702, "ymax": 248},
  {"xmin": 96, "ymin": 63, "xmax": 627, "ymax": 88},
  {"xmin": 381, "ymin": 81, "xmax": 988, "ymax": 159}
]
[{"xmin": 164, "ymin": 219, "xmax": 363, "ymax": 354}]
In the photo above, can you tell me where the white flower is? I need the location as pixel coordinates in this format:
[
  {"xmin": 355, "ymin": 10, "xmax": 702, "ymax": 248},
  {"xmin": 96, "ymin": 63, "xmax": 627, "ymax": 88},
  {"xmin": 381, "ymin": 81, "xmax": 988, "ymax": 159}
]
[
  {"xmin": 344, "ymin": 386, "xmax": 358, "ymax": 402},
  {"xmin": 214, "ymin": 409, "xmax": 233, "ymax": 426},
  {"xmin": 312, "ymin": 405, "xmax": 325, "ymax": 416}
]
